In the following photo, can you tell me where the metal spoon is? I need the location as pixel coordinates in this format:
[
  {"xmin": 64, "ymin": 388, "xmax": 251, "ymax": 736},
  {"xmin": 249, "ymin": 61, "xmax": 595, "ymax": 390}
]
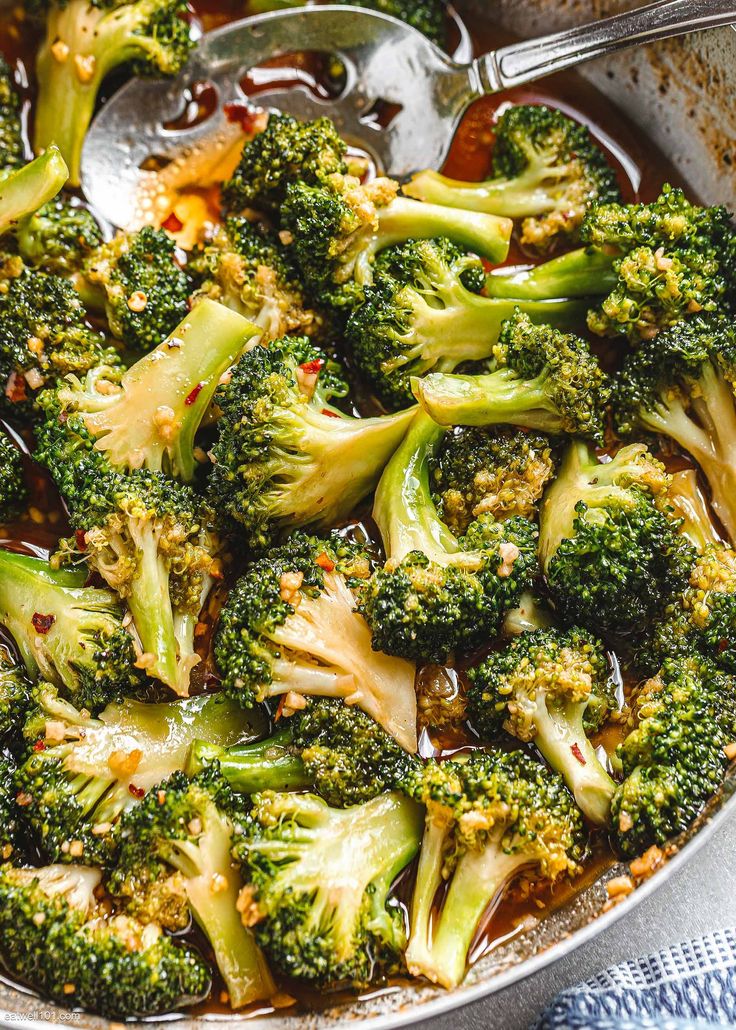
[{"xmin": 81, "ymin": 0, "xmax": 736, "ymax": 230}]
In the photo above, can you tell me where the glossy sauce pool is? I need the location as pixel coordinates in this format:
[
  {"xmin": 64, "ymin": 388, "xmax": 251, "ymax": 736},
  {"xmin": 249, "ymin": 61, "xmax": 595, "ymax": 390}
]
[{"xmin": 0, "ymin": 0, "xmax": 695, "ymax": 1018}]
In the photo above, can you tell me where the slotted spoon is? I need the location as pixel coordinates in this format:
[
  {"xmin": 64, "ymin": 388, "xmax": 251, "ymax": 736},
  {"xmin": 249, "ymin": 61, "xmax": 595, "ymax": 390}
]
[{"xmin": 81, "ymin": 0, "xmax": 736, "ymax": 230}]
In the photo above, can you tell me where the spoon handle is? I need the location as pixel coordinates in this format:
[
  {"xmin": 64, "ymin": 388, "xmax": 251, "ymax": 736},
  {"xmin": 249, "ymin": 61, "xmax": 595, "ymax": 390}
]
[{"xmin": 473, "ymin": 0, "xmax": 736, "ymax": 92}]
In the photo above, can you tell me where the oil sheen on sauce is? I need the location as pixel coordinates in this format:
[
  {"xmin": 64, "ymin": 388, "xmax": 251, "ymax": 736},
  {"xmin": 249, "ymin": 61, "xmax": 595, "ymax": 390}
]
[{"xmin": 0, "ymin": 0, "xmax": 692, "ymax": 1018}]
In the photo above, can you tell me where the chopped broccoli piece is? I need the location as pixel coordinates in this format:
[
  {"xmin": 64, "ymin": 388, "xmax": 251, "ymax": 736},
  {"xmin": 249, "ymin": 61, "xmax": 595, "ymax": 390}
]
[
  {"xmin": 405, "ymin": 749, "xmax": 585, "ymax": 988},
  {"xmin": 347, "ymin": 238, "xmax": 589, "ymax": 407},
  {"xmin": 15, "ymin": 685, "xmax": 256, "ymax": 866},
  {"xmin": 109, "ymin": 767, "xmax": 275, "ymax": 1008},
  {"xmin": 208, "ymin": 335, "xmax": 415, "ymax": 550},
  {"xmin": 16, "ymin": 197, "xmax": 103, "ymax": 276},
  {"xmin": 234, "ymin": 789, "xmax": 423, "ymax": 986},
  {"xmin": 611, "ymin": 656, "xmax": 736, "ymax": 856},
  {"xmin": 190, "ymin": 217, "xmax": 322, "ymax": 342},
  {"xmin": 0, "ymin": 428, "xmax": 26, "ymax": 522},
  {"xmin": 30, "ymin": 0, "xmax": 194, "ymax": 185},
  {"xmin": 281, "ymin": 171, "xmax": 512, "ymax": 309},
  {"xmin": 467, "ymin": 628, "xmax": 617, "ymax": 825},
  {"xmin": 539, "ymin": 441, "xmax": 694, "ymax": 640},
  {"xmin": 0, "ymin": 645, "xmax": 32, "ymax": 745},
  {"xmin": 0, "ymin": 862, "xmax": 210, "ymax": 1017},
  {"xmin": 430, "ymin": 426, "xmax": 558, "ymax": 535},
  {"xmin": 78, "ymin": 227, "xmax": 193, "ymax": 354},
  {"xmin": 359, "ymin": 412, "xmax": 538, "ymax": 662},
  {"xmin": 0, "ymin": 147, "xmax": 68, "ymax": 236},
  {"xmin": 412, "ymin": 309, "xmax": 609, "ymax": 441},
  {"xmin": 221, "ymin": 113, "xmax": 348, "ymax": 215},
  {"xmin": 580, "ymin": 186, "xmax": 736, "ymax": 343},
  {"xmin": 214, "ymin": 532, "xmax": 418, "ymax": 752},
  {"xmin": 46, "ymin": 299, "xmax": 259, "ymax": 482},
  {"xmin": 0, "ymin": 55, "xmax": 24, "ymax": 176},
  {"xmin": 0, "ymin": 549, "xmax": 143, "ymax": 711},
  {"xmin": 485, "ymin": 246, "xmax": 618, "ymax": 300},
  {"xmin": 406, "ymin": 104, "xmax": 620, "ymax": 252},
  {"xmin": 614, "ymin": 313, "xmax": 736, "ymax": 544}
]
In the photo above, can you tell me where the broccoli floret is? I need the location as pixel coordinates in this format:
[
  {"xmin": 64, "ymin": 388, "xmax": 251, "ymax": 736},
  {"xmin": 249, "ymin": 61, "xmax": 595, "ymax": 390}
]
[
  {"xmin": 406, "ymin": 104, "xmax": 620, "ymax": 253},
  {"xmin": 0, "ymin": 427, "xmax": 26, "ymax": 522},
  {"xmin": 404, "ymin": 749, "xmax": 585, "ymax": 988},
  {"xmin": 0, "ymin": 749, "xmax": 22, "ymax": 859},
  {"xmin": 539, "ymin": 441, "xmax": 694, "ymax": 640},
  {"xmin": 0, "ymin": 146, "xmax": 69, "ymax": 236},
  {"xmin": 234, "ymin": 789, "xmax": 423, "ymax": 987},
  {"xmin": 45, "ymin": 299, "xmax": 258, "ymax": 482},
  {"xmin": 347, "ymin": 238, "xmax": 588, "ymax": 407},
  {"xmin": 36, "ymin": 404, "xmax": 225, "ymax": 696},
  {"xmin": 431, "ymin": 427, "xmax": 557, "ymax": 535},
  {"xmin": 614, "ymin": 314, "xmax": 736, "ymax": 544},
  {"xmin": 411, "ymin": 310, "xmax": 609, "ymax": 441},
  {"xmin": 281, "ymin": 171, "xmax": 512, "ymax": 309},
  {"xmin": 77, "ymin": 227, "xmax": 192, "ymax": 354},
  {"xmin": 0, "ymin": 55, "xmax": 24, "ymax": 177},
  {"xmin": 208, "ymin": 335, "xmax": 415, "ymax": 550},
  {"xmin": 221, "ymin": 113, "xmax": 348, "ymax": 216},
  {"xmin": 611, "ymin": 656, "xmax": 736, "ymax": 856},
  {"xmin": 485, "ymin": 246, "xmax": 619, "ymax": 300},
  {"xmin": 466, "ymin": 628, "xmax": 616, "ymax": 825},
  {"xmin": 109, "ymin": 767, "xmax": 275, "ymax": 1008},
  {"xmin": 0, "ymin": 258, "xmax": 118, "ymax": 419},
  {"xmin": 30, "ymin": 0, "xmax": 194, "ymax": 185},
  {"xmin": 214, "ymin": 532, "xmax": 418, "ymax": 752},
  {"xmin": 359, "ymin": 413, "xmax": 538, "ymax": 663},
  {"xmin": 0, "ymin": 549, "xmax": 143, "ymax": 711},
  {"xmin": 190, "ymin": 217, "xmax": 322, "ymax": 342},
  {"xmin": 15, "ymin": 686, "xmax": 256, "ymax": 866},
  {"xmin": 580, "ymin": 186, "xmax": 736, "ymax": 343},
  {"xmin": 16, "ymin": 197, "xmax": 103, "ymax": 276},
  {"xmin": 0, "ymin": 862, "xmax": 211, "ymax": 1017},
  {"xmin": 192, "ymin": 698, "xmax": 420, "ymax": 806},
  {"xmin": 0, "ymin": 646, "xmax": 31, "ymax": 746}
]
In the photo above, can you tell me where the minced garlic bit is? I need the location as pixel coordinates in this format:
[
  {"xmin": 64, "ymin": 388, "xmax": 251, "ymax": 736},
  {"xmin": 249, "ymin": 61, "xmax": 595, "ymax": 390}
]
[
  {"xmin": 50, "ymin": 39, "xmax": 69, "ymax": 63},
  {"xmin": 127, "ymin": 290, "xmax": 148, "ymax": 312},
  {"xmin": 281, "ymin": 690, "xmax": 307, "ymax": 718},
  {"xmin": 188, "ymin": 817, "xmax": 203, "ymax": 836},
  {"xmin": 630, "ymin": 844, "xmax": 665, "ymax": 882},
  {"xmin": 153, "ymin": 404, "xmax": 176, "ymax": 442},
  {"xmin": 236, "ymin": 884, "xmax": 264, "ymax": 927},
  {"xmin": 606, "ymin": 874, "xmax": 634, "ymax": 899},
  {"xmin": 73, "ymin": 53, "xmax": 96, "ymax": 84},
  {"xmin": 497, "ymin": 541, "xmax": 521, "ymax": 578},
  {"xmin": 279, "ymin": 570, "xmax": 304, "ymax": 604},
  {"xmin": 44, "ymin": 720, "xmax": 67, "ymax": 744},
  {"xmin": 68, "ymin": 840, "xmax": 84, "ymax": 858},
  {"xmin": 24, "ymin": 368, "xmax": 45, "ymax": 391},
  {"xmin": 134, "ymin": 651, "xmax": 156, "ymax": 670},
  {"xmin": 108, "ymin": 748, "xmax": 143, "ymax": 779},
  {"xmin": 210, "ymin": 873, "xmax": 229, "ymax": 894},
  {"xmin": 724, "ymin": 741, "xmax": 736, "ymax": 761}
]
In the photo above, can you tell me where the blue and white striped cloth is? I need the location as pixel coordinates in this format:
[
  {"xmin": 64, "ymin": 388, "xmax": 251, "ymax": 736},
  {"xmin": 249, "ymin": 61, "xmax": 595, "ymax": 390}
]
[{"xmin": 533, "ymin": 928, "xmax": 736, "ymax": 1029}]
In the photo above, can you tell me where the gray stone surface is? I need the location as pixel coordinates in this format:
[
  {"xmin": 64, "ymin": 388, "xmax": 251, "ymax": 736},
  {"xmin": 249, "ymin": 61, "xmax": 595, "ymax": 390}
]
[{"xmin": 418, "ymin": 812, "xmax": 736, "ymax": 1030}]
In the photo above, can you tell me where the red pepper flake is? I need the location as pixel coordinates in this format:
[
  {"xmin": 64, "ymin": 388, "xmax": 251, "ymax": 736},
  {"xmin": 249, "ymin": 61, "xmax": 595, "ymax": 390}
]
[
  {"xmin": 570, "ymin": 742, "xmax": 586, "ymax": 766},
  {"xmin": 32, "ymin": 739, "xmax": 46, "ymax": 752},
  {"xmin": 321, "ymin": 408, "xmax": 340, "ymax": 418},
  {"xmin": 274, "ymin": 696, "xmax": 286, "ymax": 722},
  {"xmin": 185, "ymin": 382, "xmax": 204, "ymax": 406},
  {"xmin": 32, "ymin": 612, "xmax": 55, "ymax": 634},
  {"xmin": 5, "ymin": 372, "xmax": 26, "ymax": 405},
  {"xmin": 75, "ymin": 528, "xmax": 87, "ymax": 552},
  {"xmin": 58, "ymin": 411, "xmax": 68, "ymax": 425},
  {"xmin": 128, "ymin": 784, "xmax": 145, "ymax": 799},
  {"xmin": 223, "ymin": 102, "xmax": 263, "ymax": 134},
  {"xmin": 162, "ymin": 211, "xmax": 183, "ymax": 233},
  {"xmin": 299, "ymin": 359, "xmax": 324, "ymax": 376},
  {"xmin": 15, "ymin": 792, "xmax": 32, "ymax": 807},
  {"xmin": 315, "ymin": 552, "xmax": 335, "ymax": 572},
  {"xmin": 718, "ymin": 639, "xmax": 729, "ymax": 653}
]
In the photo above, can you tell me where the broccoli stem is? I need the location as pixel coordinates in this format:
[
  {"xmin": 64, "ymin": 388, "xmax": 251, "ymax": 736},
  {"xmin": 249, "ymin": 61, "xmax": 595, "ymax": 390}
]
[
  {"xmin": 172, "ymin": 818, "xmax": 276, "ymax": 1008},
  {"xmin": 374, "ymin": 198, "xmax": 512, "ymax": 267},
  {"xmin": 532, "ymin": 697, "xmax": 615, "ymax": 826},
  {"xmin": 188, "ymin": 731, "xmax": 311, "ymax": 793},
  {"xmin": 0, "ymin": 146, "xmax": 68, "ymax": 234},
  {"xmin": 485, "ymin": 248, "xmax": 617, "ymax": 300},
  {"xmin": 411, "ymin": 368, "xmax": 566, "ymax": 432},
  {"xmin": 372, "ymin": 412, "xmax": 456, "ymax": 563},
  {"xmin": 125, "ymin": 520, "xmax": 180, "ymax": 692},
  {"xmin": 421, "ymin": 844, "xmax": 526, "ymax": 988},
  {"xmin": 405, "ymin": 167, "xmax": 573, "ymax": 219},
  {"xmin": 404, "ymin": 818, "xmax": 446, "ymax": 978},
  {"xmin": 667, "ymin": 469, "xmax": 722, "ymax": 552},
  {"xmin": 34, "ymin": 0, "xmax": 177, "ymax": 184},
  {"xmin": 81, "ymin": 300, "xmax": 259, "ymax": 481}
]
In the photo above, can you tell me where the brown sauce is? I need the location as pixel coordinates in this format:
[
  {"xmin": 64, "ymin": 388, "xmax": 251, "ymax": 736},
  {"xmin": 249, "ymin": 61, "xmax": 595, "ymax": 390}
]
[{"xmin": 0, "ymin": 1, "xmax": 695, "ymax": 1018}]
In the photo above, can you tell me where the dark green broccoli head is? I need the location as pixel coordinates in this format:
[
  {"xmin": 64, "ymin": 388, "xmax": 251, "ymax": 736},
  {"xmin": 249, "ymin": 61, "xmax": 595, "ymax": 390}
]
[
  {"xmin": 0, "ymin": 862, "xmax": 210, "ymax": 1018},
  {"xmin": 0, "ymin": 428, "xmax": 26, "ymax": 522},
  {"xmin": 373, "ymin": 236, "xmax": 486, "ymax": 294},
  {"xmin": 466, "ymin": 628, "xmax": 616, "ymax": 825},
  {"xmin": 221, "ymin": 113, "xmax": 348, "ymax": 215},
  {"xmin": 540, "ymin": 441, "xmax": 695, "ymax": 640},
  {"xmin": 581, "ymin": 185, "xmax": 736, "ymax": 343},
  {"xmin": 0, "ymin": 646, "xmax": 31, "ymax": 745},
  {"xmin": 81, "ymin": 227, "xmax": 191, "ymax": 354},
  {"xmin": 208, "ymin": 334, "xmax": 414, "ymax": 550},
  {"xmin": 351, "ymin": 0, "xmax": 445, "ymax": 45},
  {"xmin": 431, "ymin": 426, "xmax": 557, "ymax": 535},
  {"xmin": 0, "ymin": 749, "xmax": 22, "ymax": 860},
  {"xmin": 234, "ymin": 788, "xmax": 423, "ymax": 987},
  {"xmin": 214, "ymin": 532, "xmax": 418, "ymax": 752},
  {"xmin": 612, "ymin": 656, "xmax": 736, "ymax": 856},
  {"xmin": 16, "ymin": 198, "xmax": 103, "ymax": 276},
  {"xmin": 0, "ymin": 55, "xmax": 24, "ymax": 176}
]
